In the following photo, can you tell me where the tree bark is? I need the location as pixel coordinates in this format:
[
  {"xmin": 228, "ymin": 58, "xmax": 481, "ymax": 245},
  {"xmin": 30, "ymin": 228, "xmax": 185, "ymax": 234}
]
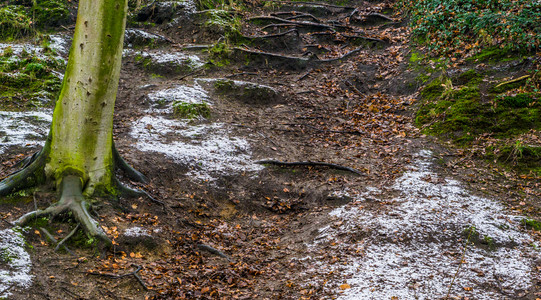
[{"xmin": 46, "ymin": 0, "xmax": 128, "ymax": 196}]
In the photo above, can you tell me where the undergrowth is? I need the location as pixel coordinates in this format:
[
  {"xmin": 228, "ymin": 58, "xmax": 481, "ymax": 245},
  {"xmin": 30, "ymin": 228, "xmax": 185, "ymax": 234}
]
[
  {"xmin": 398, "ymin": 0, "xmax": 541, "ymax": 57},
  {"xmin": 0, "ymin": 44, "xmax": 63, "ymax": 110}
]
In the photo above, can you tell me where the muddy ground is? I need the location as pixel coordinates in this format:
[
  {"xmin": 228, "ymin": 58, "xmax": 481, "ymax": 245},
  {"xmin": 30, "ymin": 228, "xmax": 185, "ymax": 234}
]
[{"xmin": 0, "ymin": 0, "xmax": 540, "ymax": 299}]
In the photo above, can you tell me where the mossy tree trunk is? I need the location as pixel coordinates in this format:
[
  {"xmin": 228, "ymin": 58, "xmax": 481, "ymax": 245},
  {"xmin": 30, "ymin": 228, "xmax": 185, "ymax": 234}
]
[
  {"xmin": 0, "ymin": 0, "xmax": 142, "ymax": 245},
  {"xmin": 46, "ymin": 0, "xmax": 127, "ymax": 195}
]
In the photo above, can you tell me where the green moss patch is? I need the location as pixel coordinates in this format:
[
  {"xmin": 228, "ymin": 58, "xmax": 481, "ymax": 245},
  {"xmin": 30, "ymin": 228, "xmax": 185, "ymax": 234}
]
[
  {"xmin": 0, "ymin": 47, "xmax": 63, "ymax": 110},
  {"xmin": 0, "ymin": 5, "xmax": 33, "ymax": 40},
  {"xmin": 172, "ymin": 102, "xmax": 211, "ymax": 119}
]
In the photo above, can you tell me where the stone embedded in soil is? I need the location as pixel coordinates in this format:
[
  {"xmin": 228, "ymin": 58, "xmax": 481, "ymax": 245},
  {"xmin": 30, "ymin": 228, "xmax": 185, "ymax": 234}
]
[
  {"xmin": 313, "ymin": 150, "xmax": 538, "ymax": 299},
  {"xmin": 129, "ymin": 49, "xmax": 204, "ymax": 75},
  {"xmin": 0, "ymin": 229, "xmax": 33, "ymax": 298},
  {"xmin": 130, "ymin": 116, "xmax": 263, "ymax": 182},
  {"xmin": 146, "ymin": 84, "xmax": 210, "ymax": 113},
  {"xmin": 124, "ymin": 29, "xmax": 169, "ymax": 48},
  {"xmin": 197, "ymin": 78, "xmax": 281, "ymax": 105},
  {"xmin": 0, "ymin": 111, "xmax": 52, "ymax": 155}
]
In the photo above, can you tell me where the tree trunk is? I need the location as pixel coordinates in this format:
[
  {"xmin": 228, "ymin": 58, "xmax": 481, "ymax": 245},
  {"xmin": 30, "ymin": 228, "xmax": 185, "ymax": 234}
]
[
  {"xmin": 0, "ymin": 0, "xmax": 131, "ymax": 244},
  {"xmin": 46, "ymin": 0, "xmax": 128, "ymax": 196}
]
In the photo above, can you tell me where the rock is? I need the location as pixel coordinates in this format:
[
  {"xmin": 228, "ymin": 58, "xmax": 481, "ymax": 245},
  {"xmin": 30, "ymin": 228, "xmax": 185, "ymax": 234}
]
[
  {"xmin": 135, "ymin": 1, "xmax": 194, "ymax": 24},
  {"xmin": 124, "ymin": 29, "xmax": 169, "ymax": 48},
  {"xmin": 197, "ymin": 78, "xmax": 281, "ymax": 105}
]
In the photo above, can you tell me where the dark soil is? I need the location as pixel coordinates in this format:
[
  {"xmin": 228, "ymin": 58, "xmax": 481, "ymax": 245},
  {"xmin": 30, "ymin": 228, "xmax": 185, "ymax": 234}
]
[{"xmin": 0, "ymin": 0, "xmax": 539, "ymax": 299}]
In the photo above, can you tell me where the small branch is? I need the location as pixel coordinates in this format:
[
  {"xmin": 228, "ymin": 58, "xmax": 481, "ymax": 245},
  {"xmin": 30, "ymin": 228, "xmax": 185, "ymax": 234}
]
[
  {"xmin": 255, "ymin": 160, "xmax": 364, "ymax": 176},
  {"xmin": 226, "ymin": 72, "xmax": 259, "ymax": 78},
  {"xmin": 55, "ymin": 224, "xmax": 79, "ymax": 252},
  {"xmin": 197, "ymin": 244, "xmax": 235, "ymax": 263},
  {"xmin": 40, "ymin": 227, "xmax": 76, "ymax": 256},
  {"xmin": 88, "ymin": 264, "xmax": 148, "ymax": 290},
  {"xmin": 296, "ymin": 68, "xmax": 313, "ymax": 81}
]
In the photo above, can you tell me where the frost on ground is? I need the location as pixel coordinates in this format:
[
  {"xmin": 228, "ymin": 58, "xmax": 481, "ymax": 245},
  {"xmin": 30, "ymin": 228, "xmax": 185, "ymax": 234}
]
[
  {"xmin": 0, "ymin": 229, "xmax": 33, "ymax": 298},
  {"xmin": 126, "ymin": 49, "xmax": 204, "ymax": 71},
  {"xmin": 0, "ymin": 111, "xmax": 52, "ymax": 155},
  {"xmin": 130, "ymin": 116, "xmax": 262, "ymax": 181},
  {"xmin": 147, "ymin": 84, "xmax": 209, "ymax": 113},
  {"xmin": 124, "ymin": 227, "xmax": 152, "ymax": 237},
  {"xmin": 315, "ymin": 150, "xmax": 538, "ymax": 300}
]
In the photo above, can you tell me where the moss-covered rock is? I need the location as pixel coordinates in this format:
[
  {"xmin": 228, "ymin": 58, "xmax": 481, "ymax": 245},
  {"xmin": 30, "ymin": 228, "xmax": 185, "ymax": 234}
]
[
  {"xmin": 34, "ymin": 0, "xmax": 72, "ymax": 28},
  {"xmin": 198, "ymin": 78, "xmax": 281, "ymax": 105},
  {"xmin": 0, "ymin": 5, "xmax": 33, "ymax": 40}
]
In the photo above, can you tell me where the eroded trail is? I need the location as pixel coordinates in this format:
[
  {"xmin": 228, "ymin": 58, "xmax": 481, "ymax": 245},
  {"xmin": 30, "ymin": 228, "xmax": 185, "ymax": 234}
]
[{"xmin": 0, "ymin": 0, "xmax": 539, "ymax": 299}]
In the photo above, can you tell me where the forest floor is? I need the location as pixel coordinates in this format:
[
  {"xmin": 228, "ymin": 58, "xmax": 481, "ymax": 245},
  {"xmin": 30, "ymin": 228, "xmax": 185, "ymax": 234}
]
[{"xmin": 0, "ymin": 0, "xmax": 540, "ymax": 299}]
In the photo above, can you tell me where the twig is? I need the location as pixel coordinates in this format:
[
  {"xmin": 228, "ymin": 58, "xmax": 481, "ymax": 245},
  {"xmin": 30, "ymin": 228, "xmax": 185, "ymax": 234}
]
[
  {"xmin": 176, "ymin": 68, "xmax": 203, "ymax": 81},
  {"xmin": 88, "ymin": 264, "xmax": 148, "ymax": 290},
  {"xmin": 255, "ymin": 160, "xmax": 364, "ymax": 176},
  {"xmin": 445, "ymin": 227, "xmax": 474, "ymax": 299},
  {"xmin": 226, "ymin": 72, "xmax": 258, "ymax": 78},
  {"xmin": 55, "ymin": 224, "xmax": 79, "ymax": 252},
  {"xmin": 0, "ymin": 284, "xmax": 14, "ymax": 296},
  {"xmin": 296, "ymin": 68, "xmax": 313, "ymax": 81},
  {"xmin": 40, "ymin": 227, "xmax": 77, "ymax": 256},
  {"xmin": 197, "ymin": 244, "xmax": 235, "ymax": 263}
]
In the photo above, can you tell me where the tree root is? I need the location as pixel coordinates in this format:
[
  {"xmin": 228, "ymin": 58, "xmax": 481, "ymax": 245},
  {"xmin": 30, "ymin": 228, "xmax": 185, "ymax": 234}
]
[
  {"xmin": 255, "ymin": 160, "xmax": 365, "ymax": 176},
  {"xmin": 0, "ymin": 146, "xmax": 48, "ymax": 197},
  {"xmin": 233, "ymin": 46, "xmax": 365, "ymax": 69},
  {"xmin": 88, "ymin": 264, "xmax": 148, "ymax": 291},
  {"xmin": 243, "ymin": 29, "xmax": 299, "ymax": 40},
  {"xmin": 15, "ymin": 175, "xmax": 112, "ymax": 245},
  {"xmin": 114, "ymin": 177, "xmax": 166, "ymax": 208},
  {"xmin": 1, "ymin": 142, "xmax": 154, "ymax": 249},
  {"xmin": 113, "ymin": 145, "xmax": 148, "ymax": 184},
  {"xmin": 248, "ymin": 16, "xmax": 340, "ymax": 31},
  {"xmin": 268, "ymin": 0, "xmax": 355, "ymax": 10},
  {"xmin": 271, "ymin": 11, "xmax": 321, "ymax": 23}
]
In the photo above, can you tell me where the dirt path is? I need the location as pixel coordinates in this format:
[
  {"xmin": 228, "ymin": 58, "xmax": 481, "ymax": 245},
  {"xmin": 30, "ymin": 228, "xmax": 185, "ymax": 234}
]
[{"xmin": 0, "ymin": 0, "xmax": 540, "ymax": 299}]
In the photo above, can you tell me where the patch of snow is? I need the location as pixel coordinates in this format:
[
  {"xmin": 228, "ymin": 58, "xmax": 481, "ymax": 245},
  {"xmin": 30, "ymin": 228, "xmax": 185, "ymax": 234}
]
[
  {"xmin": 48, "ymin": 34, "xmax": 71, "ymax": 56},
  {"xmin": 0, "ymin": 111, "xmax": 52, "ymax": 154},
  {"xmin": 124, "ymin": 227, "xmax": 151, "ymax": 237},
  {"xmin": 130, "ymin": 116, "xmax": 263, "ymax": 181},
  {"xmin": 0, "ymin": 42, "xmax": 65, "ymax": 62},
  {"xmin": 316, "ymin": 150, "xmax": 538, "ymax": 299},
  {"xmin": 131, "ymin": 50, "xmax": 204, "ymax": 70},
  {"xmin": 0, "ymin": 229, "xmax": 33, "ymax": 298},
  {"xmin": 147, "ymin": 84, "xmax": 209, "ymax": 113},
  {"xmin": 125, "ymin": 29, "xmax": 163, "ymax": 41}
]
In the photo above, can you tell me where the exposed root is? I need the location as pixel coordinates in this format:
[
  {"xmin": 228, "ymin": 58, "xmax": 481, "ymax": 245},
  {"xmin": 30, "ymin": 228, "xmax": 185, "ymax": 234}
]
[
  {"xmin": 255, "ymin": 159, "xmax": 365, "ymax": 176},
  {"xmin": 243, "ymin": 29, "xmax": 299, "ymax": 39},
  {"xmin": 113, "ymin": 145, "xmax": 148, "ymax": 184},
  {"xmin": 0, "ymin": 142, "xmax": 49, "ymax": 197},
  {"xmin": 268, "ymin": 0, "xmax": 355, "ymax": 10},
  {"xmin": 248, "ymin": 16, "xmax": 338, "ymax": 31},
  {"xmin": 271, "ymin": 11, "xmax": 321, "ymax": 23},
  {"xmin": 15, "ymin": 175, "xmax": 112, "ymax": 246},
  {"xmin": 115, "ymin": 178, "xmax": 166, "ymax": 208}
]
